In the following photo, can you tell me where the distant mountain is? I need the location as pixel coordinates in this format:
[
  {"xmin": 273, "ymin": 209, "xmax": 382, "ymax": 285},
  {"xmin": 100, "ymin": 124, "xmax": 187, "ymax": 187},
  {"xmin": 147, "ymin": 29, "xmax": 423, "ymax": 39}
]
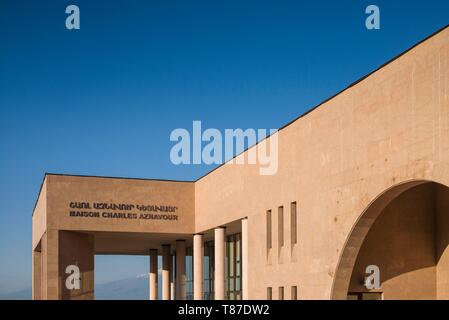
[
  {"xmin": 96, "ymin": 276, "xmax": 150, "ymax": 300},
  {"xmin": 0, "ymin": 276, "xmax": 152, "ymax": 300},
  {"xmin": 0, "ymin": 287, "xmax": 32, "ymax": 300}
]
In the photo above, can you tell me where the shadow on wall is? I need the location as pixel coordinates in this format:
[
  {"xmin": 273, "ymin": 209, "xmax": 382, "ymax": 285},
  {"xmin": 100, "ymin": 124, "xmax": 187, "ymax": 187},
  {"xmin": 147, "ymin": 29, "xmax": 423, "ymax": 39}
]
[{"xmin": 333, "ymin": 181, "xmax": 449, "ymax": 300}]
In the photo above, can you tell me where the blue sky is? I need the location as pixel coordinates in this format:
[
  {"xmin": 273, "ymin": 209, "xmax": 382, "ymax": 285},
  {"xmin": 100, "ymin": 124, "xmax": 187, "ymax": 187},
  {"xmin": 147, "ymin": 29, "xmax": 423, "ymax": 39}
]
[{"xmin": 0, "ymin": 0, "xmax": 448, "ymax": 295}]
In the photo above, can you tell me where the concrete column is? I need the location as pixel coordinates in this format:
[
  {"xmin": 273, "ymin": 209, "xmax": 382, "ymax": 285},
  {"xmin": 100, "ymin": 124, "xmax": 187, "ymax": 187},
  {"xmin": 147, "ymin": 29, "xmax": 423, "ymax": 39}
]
[
  {"xmin": 170, "ymin": 255, "xmax": 175, "ymax": 300},
  {"xmin": 149, "ymin": 249, "xmax": 158, "ymax": 300},
  {"xmin": 162, "ymin": 245, "xmax": 171, "ymax": 300},
  {"xmin": 242, "ymin": 218, "xmax": 249, "ymax": 300},
  {"xmin": 58, "ymin": 231, "xmax": 95, "ymax": 300},
  {"xmin": 193, "ymin": 234, "xmax": 204, "ymax": 300},
  {"xmin": 42, "ymin": 230, "xmax": 59, "ymax": 300},
  {"xmin": 214, "ymin": 227, "xmax": 226, "ymax": 300},
  {"xmin": 32, "ymin": 250, "xmax": 42, "ymax": 300},
  {"xmin": 175, "ymin": 240, "xmax": 186, "ymax": 300}
]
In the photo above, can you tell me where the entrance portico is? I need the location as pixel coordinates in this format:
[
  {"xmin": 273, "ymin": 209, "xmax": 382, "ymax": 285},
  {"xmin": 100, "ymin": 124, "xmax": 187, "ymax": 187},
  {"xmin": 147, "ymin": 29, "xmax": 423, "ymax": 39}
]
[{"xmin": 31, "ymin": 174, "xmax": 248, "ymax": 300}]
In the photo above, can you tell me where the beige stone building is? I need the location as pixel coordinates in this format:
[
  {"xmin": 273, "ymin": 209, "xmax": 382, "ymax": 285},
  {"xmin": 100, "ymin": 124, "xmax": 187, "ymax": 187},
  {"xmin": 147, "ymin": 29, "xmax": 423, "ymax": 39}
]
[{"xmin": 32, "ymin": 25, "xmax": 449, "ymax": 300}]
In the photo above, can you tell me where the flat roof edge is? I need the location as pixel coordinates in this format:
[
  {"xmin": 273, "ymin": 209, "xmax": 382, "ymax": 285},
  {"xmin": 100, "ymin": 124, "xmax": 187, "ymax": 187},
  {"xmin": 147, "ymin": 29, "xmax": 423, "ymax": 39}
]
[{"xmin": 43, "ymin": 172, "xmax": 195, "ymax": 183}]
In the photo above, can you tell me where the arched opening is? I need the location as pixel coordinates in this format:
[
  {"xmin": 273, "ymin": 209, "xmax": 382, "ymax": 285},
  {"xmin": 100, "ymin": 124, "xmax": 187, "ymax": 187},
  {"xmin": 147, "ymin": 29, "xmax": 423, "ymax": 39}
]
[{"xmin": 332, "ymin": 180, "xmax": 449, "ymax": 300}]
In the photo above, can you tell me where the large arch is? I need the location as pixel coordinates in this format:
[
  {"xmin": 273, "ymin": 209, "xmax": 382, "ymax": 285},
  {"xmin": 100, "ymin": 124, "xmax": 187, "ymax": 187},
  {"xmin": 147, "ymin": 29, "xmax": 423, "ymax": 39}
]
[{"xmin": 331, "ymin": 179, "xmax": 449, "ymax": 300}]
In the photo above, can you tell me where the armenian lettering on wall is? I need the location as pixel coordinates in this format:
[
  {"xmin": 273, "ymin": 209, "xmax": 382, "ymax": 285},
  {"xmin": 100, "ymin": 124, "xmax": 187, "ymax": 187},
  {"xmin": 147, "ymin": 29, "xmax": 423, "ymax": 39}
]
[{"xmin": 68, "ymin": 202, "xmax": 179, "ymax": 221}]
